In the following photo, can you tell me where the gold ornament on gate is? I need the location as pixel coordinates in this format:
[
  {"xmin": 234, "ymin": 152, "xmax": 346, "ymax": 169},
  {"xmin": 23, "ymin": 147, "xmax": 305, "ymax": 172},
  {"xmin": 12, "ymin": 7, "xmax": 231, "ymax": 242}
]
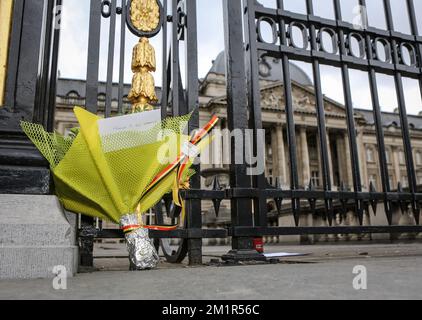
[
  {"xmin": 128, "ymin": 0, "xmax": 162, "ymax": 113},
  {"xmin": 128, "ymin": 37, "xmax": 158, "ymax": 113},
  {"xmin": 130, "ymin": 0, "xmax": 161, "ymax": 33}
]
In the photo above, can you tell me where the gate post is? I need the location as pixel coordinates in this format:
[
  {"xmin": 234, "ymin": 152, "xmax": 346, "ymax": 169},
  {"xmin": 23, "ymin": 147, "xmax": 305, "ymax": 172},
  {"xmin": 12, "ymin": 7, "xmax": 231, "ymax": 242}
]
[
  {"xmin": 184, "ymin": 0, "xmax": 202, "ymax": 265},
  {"xmin": 222, "ymin": 0, "xmax": 265, "ymax": 262},
  {"xmin": 0, "ymin": 0, "xmax": 60, "ymax": 194}
]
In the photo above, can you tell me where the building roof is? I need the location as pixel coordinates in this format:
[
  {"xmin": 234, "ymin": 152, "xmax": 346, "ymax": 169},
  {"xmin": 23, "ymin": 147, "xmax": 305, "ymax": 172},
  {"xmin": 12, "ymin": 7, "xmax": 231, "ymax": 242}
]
[
  {"xmin": 56, "ymin": 78, "xmax": 162, "ymax": 100},
  {"xmin": 208, "ymin": 51, "xmax": 313, "ymax": 87},
  {"xmin": 356, "ymin": 109, "xmax": 422, "ymax": 130}
]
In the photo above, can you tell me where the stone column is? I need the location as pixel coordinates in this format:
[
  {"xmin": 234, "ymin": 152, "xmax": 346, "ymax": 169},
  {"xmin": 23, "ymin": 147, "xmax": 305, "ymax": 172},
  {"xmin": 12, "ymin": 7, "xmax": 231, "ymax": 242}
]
[
  {"xmin": 393, "ymin": 147, "xmax": 402, "ymax": 187},
  {"xmin": 276, "ymin": 124, "xmax": 287, "ymax": 186},
  {"xmin": 336, "ymin": 133, "xmax": 353, "ymax": 188},
  {"xmin": 336, "ymin": 135, "xmax": 346, "ymax": 184},
  {"xmin": 300, "ymin": 127, "xmax": 311, "ymax": 187},
  {"xmin": 343, "ymin": 132, "xmax": 353, "ymax": 188},
  {"xmin": 326, "ymin": 129, "xmax": 335, "ymax": 189},
  {"xmin": 357, "ymin": 130, "xmax": 368, "ymax": 190},
  {"xmin": 271, "ymin": 127, "xmax": 279, "ymax": 178}
]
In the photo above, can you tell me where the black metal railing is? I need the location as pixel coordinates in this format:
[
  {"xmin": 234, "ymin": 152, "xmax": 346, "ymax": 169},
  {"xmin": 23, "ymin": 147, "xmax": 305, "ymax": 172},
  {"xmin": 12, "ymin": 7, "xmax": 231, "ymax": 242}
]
[
  {"xmin": 0, "ymin": 0, "xmax": 61, "ymax": 194},
  {"xmin": 178, "ymin": 0, "xmax": 422, "ymax": 261},
  {"xmin": 79, "ymin": 0, "xmax": 422, "ymax": 266},
  {"xmin": 78, "ymin": 0, "xmax": 226, "ymax": 267}
]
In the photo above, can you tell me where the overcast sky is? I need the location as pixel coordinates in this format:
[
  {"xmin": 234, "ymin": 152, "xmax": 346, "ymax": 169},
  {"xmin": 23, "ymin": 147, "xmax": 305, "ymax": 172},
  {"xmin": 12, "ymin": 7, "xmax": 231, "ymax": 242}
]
[{"xmin": 58, "ymin": 0, "xmax": 422, "ymax": 115}]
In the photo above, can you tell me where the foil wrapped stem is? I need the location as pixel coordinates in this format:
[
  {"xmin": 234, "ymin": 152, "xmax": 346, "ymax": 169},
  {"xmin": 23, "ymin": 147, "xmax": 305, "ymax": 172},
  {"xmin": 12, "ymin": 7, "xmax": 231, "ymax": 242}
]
[{"xmin": 120, "ymin": 214, "xmax": 159, "ymax": 270}]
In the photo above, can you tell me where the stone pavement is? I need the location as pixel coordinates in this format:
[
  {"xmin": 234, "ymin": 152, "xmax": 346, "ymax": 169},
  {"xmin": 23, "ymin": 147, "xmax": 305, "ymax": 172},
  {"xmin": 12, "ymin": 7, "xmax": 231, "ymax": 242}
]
[{"xmin": 0, "ymin": 243, "xmax": 421, "ymax": 300}]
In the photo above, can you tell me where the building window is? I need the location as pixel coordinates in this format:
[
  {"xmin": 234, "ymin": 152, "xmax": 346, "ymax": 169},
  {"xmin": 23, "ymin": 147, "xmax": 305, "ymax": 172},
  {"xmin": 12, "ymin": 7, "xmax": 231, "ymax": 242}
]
[
  {"xmin": 65, "ymin": 91, "xmax": 81, "ymax": 105},
  {"xmin": 369, "ymin": 174, "xmax": 377, "ymax": 187},
  {"xmin": 308, "ymin": 134, "xmax": 318, "ymax": 162},
  {"xmin": 399, "ymin": 151, "xmax": 406, "ymax": 165},
  {"xmin": 402, "ymin": 176, "xmax": 408, "ymax": 188},
  {"xmin": 98, "ymin": 93, "xmax": 106, "ymax": 108},
  {"xmin": 122, "ymin": 95, "xmax": 131, "ymax": 112},
  {"xmin": 418, "ymin": 176, "xmax": 422, "ymax": 186},
  {"xmin": 366, "ymin": 147, "xmax": 375, "ymax": 163},
  {"xmin": 311, "ymin": 171, "xmax": 320, "ymax": 187},
  {"xmin": 389, "ymin": 176, "xmax": 394, "ymax": 188},
  {"xmin": 416, "ymin": 151, "xmax": 422, "ymax": 166},
  {"xmin": 386, "ymin": 149, "xmax": 391, "ymax": 164}
]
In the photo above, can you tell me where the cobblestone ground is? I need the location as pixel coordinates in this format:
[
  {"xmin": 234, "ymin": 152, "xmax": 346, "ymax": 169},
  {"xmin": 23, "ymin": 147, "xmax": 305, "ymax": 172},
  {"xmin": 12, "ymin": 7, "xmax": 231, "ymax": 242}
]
[{"xmin": 0, "ymin": 243, "xmax": 421, "ymax": 300}]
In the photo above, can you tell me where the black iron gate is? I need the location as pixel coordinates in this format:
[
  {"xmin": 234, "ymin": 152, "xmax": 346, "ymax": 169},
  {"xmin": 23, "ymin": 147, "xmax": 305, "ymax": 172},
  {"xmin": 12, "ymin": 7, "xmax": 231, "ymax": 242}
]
[
  {"xmin": 184, "ymin": 0, "xmax": 422, "ymax": 262},
  {"xmin": 212, "ymin": 0, "xmax": 422, "ymax": 259},
  {"xmin": 3, "ymin": 0, "xmax": 422, "ymax": 267},
  {"xmin": 77, "ymin": 0, "xmax": 231, "ymax": 267},
  {"xmin": 73, "ymin": 0, "xmax": 422, "ymax": 265}
]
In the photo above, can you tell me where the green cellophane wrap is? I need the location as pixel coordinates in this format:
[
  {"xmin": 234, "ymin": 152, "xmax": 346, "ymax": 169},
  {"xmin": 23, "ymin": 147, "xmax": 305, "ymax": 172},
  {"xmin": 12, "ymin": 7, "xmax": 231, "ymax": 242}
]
[{"xmin": 21, "ymin": 107, "xmax": 194, "ymax": 224}]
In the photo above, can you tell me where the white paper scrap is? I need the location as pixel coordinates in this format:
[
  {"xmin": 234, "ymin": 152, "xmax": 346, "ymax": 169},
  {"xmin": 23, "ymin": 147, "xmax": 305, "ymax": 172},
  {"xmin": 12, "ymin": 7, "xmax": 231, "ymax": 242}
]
[
  {"xmin": 98, "ymin": 109, "xmax": 161, "ymax": 137},
  {"xmin": 264, "ymin": 252, "xmax": 307, "ymax": 258}
]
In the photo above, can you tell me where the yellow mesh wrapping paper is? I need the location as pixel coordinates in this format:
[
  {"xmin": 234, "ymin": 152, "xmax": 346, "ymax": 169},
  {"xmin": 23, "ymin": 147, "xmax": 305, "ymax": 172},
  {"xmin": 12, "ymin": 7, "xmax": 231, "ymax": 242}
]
[{"xmin": 21, "ymin": 107, "xmax": 194, "ymax": 224}]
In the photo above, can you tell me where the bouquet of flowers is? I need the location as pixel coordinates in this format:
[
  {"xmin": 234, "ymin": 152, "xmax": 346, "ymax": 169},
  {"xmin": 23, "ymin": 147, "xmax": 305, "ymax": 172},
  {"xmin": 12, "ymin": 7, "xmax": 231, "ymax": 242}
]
[{"xmin": 21, "ymin": 107, "xmax": 218, "ymax": 269}]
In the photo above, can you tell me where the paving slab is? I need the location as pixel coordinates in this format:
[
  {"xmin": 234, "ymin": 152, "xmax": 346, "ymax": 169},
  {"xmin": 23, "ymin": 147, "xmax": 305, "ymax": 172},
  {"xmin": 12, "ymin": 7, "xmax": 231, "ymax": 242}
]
[{"xmin": 0, "ymin": 243, "xmax": 421, "ymax": 300}]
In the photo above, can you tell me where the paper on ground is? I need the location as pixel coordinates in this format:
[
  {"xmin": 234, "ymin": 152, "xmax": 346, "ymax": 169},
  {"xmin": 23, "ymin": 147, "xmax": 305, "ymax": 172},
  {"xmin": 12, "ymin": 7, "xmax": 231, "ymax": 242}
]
[{"xmin": 264, "ymin": 252, "xmax": 307, "ymax": 258}]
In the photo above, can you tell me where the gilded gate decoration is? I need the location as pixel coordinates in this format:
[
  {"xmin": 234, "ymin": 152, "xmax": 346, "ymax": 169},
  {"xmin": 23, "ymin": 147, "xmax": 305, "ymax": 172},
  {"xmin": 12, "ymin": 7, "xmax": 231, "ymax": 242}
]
[
  {"xmin": 130, "ymin": 0, "xmax": 161, "ymax": 32},
  {"xmin": 127, "ymin": 0, "xmax": 163, "ymax": 113},
  {"xmin": 128, "ymin": 37, "xmax": 158, "ymax": 112}
]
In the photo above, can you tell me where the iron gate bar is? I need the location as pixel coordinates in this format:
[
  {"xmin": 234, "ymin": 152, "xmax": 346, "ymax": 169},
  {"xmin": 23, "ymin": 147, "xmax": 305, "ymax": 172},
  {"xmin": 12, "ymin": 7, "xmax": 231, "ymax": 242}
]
[
  {"xmin": 86, "ymin": 0, "xmax": 102, "ymax": 113},
  {"xmin": 34, "ymin": 0, "xmax": 62, "ymax": 131},
  {"xmin": 222, "ymin": 0, "xmax": 259, "ymax": 259},
  {"xmin": 244, "ymin": 0, "xmax": 269, "ymax": 229},
  {"xmin": 383, "ymin": 0, "xmax": 419, "ymax": 216},
  {"xmin": 80, "ymin": 0, "xmax": 111, "ymax": 267},
  {"xmin": 118, "ymin": 0, "xmax": 126, "ymax": 114},
  {"xmin": 171, "ymin": 0, "xmax": 181, "ymax": 116},
  {"xmin": 361, "ymin": 0, "xmax": 393, "ymax": 224},
  {"xmin": 47, "ymin": 0, "xmax": 62, "ymax": 131},
  {"xmin": 161, "ymin": 0, "xmax": 168, "ymax": 119},
  {"xmin": 407, "ymin": 0, "xmax": 422, "ymax": 225},
  {"xmin": 305, "ymin": 0, "xmax": 333, "ymax": 224},
  {"xmin": 276, "ymin": 0, "xmax": 301, "ymax": 226},
  {"xmin": 105, "ymin": 0, "xmax": 117, "ymax": 118},
  {"xmin": 332, "ymin": 0, "xmax": 364, "ymax": 225},
  {"xmin": 184, "ymin": 0, "xmax": 202, "ymax": 265}
]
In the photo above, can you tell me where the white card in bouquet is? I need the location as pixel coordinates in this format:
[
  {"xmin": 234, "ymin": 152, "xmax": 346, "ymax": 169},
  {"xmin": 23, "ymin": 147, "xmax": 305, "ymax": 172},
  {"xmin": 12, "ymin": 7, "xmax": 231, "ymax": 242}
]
[
  {"xmin": 98, "ymin": 109, "xmax": 161, "ymax": 137},
  {"xmin": 98, "ymin": 110, "xmax": 162, "ymax": 152}
]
